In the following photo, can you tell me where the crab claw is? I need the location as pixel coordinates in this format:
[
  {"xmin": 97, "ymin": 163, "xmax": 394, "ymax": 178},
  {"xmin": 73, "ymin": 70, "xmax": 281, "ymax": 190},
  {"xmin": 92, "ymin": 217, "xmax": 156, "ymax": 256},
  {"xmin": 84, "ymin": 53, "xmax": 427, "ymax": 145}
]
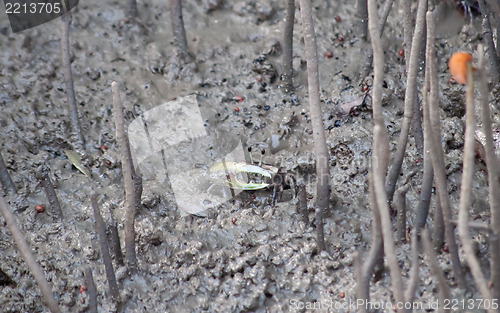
[
  {"xmin": 227, "ymin": 178, "xmax": 270, "ymax": 190},
  {"xmin": 210, "ymin": 161, "xmax": 278, "ymax": 190},
  {"xmin": 210, "ymin": 161, "xmax": 276, "ymax": 178}
]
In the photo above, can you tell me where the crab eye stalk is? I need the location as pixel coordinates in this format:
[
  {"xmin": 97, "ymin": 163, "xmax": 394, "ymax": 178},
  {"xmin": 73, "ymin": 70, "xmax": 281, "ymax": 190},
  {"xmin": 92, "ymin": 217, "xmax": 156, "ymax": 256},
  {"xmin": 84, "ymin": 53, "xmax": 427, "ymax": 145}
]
[
  {"xmin": 259, "ymin": 149, "xmax": 266, "ymax": 166},
  {"xmin": 248, "ymin": 147, "xmax": 254, "ymax": 164}
]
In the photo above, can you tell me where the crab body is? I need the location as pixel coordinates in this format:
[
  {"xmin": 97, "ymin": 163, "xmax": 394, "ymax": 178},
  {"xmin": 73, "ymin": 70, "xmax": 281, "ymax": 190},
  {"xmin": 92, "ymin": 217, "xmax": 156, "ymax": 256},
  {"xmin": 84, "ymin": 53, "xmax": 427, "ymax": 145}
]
[{"xmin": 210, "ymin": 160, "xmax": 297, "ymax": 204}]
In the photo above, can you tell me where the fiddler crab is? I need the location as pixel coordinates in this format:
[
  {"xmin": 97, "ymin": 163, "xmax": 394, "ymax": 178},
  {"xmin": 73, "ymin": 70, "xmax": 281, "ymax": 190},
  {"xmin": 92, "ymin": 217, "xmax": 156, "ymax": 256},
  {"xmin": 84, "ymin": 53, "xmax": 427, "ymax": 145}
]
[{"xmin": 210, "ymin": 147, "xmax": 297, "ymax": 205}]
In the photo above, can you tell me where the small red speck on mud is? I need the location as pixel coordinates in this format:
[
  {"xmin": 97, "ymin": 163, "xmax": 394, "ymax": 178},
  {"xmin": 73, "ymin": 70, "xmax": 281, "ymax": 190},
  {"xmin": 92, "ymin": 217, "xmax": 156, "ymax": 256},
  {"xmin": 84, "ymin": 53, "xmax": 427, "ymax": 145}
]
[
  {"xmin": 335, "ymin": 16, "xmax": 341, "ymax": 22},
  {"xmin": 234, "ymin": 95, "xmax": 244, "ymax": 102},
  {"xmin": 338, "ymin": 36, "xmax": 344, "ymax": 42},
  {"xmin": 363, "ymin": 85, "xmax": 369, "ymax": 92},
  {"xmin": 100, "ymin": 145, "xmax": 108, "ymax": 151},
  {"xmin": 415, "ymin": 159, "xmax": 419, "ymax": 164},
  {"xmin": 232, "ymin": 217, "xmax": 237, "ymax": 224},
  {"xmin": 326, "ymin": 51, "xmax": 333, "ymax": 59},
  {"xmin": 80, "ymin": 285, "xmax": 88, "ymax": 294},
  {"xmin": 398, "ymin": 49, "xmax": 404, "ymax": 57},
  {"xmin": 339, "ymin": 292, "xmax": 345, "ymax": 298},
  {"xmin": 88, "ymin": 51, "xmax": 94, "ymax": 56},
  {"xmin": 257, "ymin": 77, "xmax": 263, "ymax": 82},
  {"xmin": 35, "ymin": 205, "xmax": 45, "ymax": 213},
  {"xmin": 235, "ymin": 107, "xmax": 240, "ymax": 113},
  {"xmin": 443, "ymin": 244, "xmax": 449, "ymax": 253},
  {"xmin": 449, "ymin": 77, "xmax": 456, "ymax": 84}
]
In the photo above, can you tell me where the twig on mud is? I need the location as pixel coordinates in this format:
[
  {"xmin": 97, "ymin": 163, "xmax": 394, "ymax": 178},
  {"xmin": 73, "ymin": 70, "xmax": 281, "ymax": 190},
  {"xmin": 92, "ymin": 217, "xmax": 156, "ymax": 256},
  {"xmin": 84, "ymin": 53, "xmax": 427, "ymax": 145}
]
[
  {"xmin": 415, "ymin": 40, "xmax": 435, "ymax": 233},
  {"xmin": 299, "ymin": 0, "xmax": 331, "ymax": 251},
  {"xmin": 433, "ymin": 197, "xmax": 445, "ymax": 249},
  {"xmin": 402, "ymin": 0, "xmax": 414, "ymax": 73},
  {"xmin": 490, "ymin": 233, "xmax": 500, "ymax": 303},
  {"xmin": 359, "ymin": 0, "xmax": 395, "ymax": 80},
  {"xmin": 404, "ymin": 230, "xmax": 419, "ymax": 303},
  {"xmin": 415, "ymin": 137, "xmax": 433, "ymax": 232},
  {"xmin": 282, "ymin": 0, "xmax": 295, "ymax": 91},
  {"xmin": 478, "ymin": 0, "xmax": 500, "ymax": 84},
  {"xmin": 395, "ymin": 185, "xmax": 409, "ymax": 243},
  {"xmin": 422, "ymin": 230, "xmax": 451, "ymax": 309},
  {"xmin": 128, "ymin": 0, "xmax": 138, "ymax": 18},
  {"xmin": 356, "ymin": 0, "xmax": 368, "ymax": 41},
  {"xmin": 357, "ymin": 175, "xmax": 384, "ymax": 313},
  {"xmin": 84, "ymin": 267, "xmax": 98, "ymax": 313},
  {"xmin": 457, "ymin": 44, "xmax": 494, "ymax": 307},
  {"xmin": 385, "ymin": 0, "xmax": 427, "ymax": 202},
  {"xmin": 0, "ymin": 195, "xmax": 61, "ymax": 313},
  {"xmin": 91, "ymin": 194, "xmax": 120, "ymax": 301},
  {"xmin": 36, "ymin": 166, "xmax": 63, "ymax": 220},
  {"xmin": 489, "ymin": 1, "xmax": 500, "ymax": 58},
  {"xmin": 112, "ymin": 81, "xmax": 138, "ymax": 273},
  {"xmin": 368, "ymin": 0, "xmax": 406, "ymax": 308},
  {"xmin": 60, "ymin": 9, "xmax": 84, "ymax": 149},
  {"xmin": 377, "ymin": 0, "xmax": 394, "ymax": 36},
  {"xmin": 0, "ymin": 151, "xmax": 16, "ymax": 194},
  {"xmin": 169, "ymin": 0, "xmax": 191, "ymax": 60},
  {"xmin": 478, "ymin": 43, "xmax": 500, "ymax": 302},
  {"xmin": 425, "ymin": 11, "xmax": 465, "ymax": 289},
  {"xmin": 297, "ymin": 180, "xmax": 309, "ymax": 225},
  {"xmin": 130, "ymin": 161, "xmax": 143, "ymax": 211},
  {"xmin": 450, "ymin": 219, "xmax": 493, "ymax": 233},
  {"xmin": 108, "ymin": 211, "xmax": 125, "ymax": 266}
]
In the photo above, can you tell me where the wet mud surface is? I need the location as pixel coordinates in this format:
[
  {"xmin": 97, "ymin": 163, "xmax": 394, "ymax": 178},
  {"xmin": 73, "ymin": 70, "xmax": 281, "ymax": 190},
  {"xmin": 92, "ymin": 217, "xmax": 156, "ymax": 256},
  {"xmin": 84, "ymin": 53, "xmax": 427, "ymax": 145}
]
[{"xmin": 0, "ymin": 0, "xmax": 499, "ymax": 312}]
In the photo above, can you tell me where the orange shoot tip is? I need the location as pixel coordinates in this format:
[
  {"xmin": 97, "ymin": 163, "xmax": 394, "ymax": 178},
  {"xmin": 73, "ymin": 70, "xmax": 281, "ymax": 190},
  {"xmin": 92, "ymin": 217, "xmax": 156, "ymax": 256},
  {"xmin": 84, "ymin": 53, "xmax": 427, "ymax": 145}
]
[{"xmin": 448, "ymin": 52, "xmax": 473, "ymax": 85}]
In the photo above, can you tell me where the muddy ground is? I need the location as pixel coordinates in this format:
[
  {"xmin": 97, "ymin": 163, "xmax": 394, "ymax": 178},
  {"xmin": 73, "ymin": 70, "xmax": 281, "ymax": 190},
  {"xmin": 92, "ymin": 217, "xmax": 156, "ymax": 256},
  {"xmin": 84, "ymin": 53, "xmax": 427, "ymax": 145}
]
[{"xmin": 0, "ymin": 0, "xmax": 499, "ymax": 312}]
